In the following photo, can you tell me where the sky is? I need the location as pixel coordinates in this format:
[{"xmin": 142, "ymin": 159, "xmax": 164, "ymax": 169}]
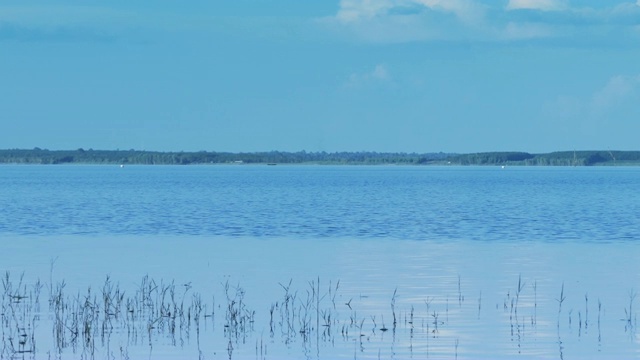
[{"xmin": 1, "ymin": 0, "xmax": 639, "ymax": 153}]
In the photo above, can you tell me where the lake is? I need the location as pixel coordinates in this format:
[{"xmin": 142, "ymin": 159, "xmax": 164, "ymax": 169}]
[{"xmin": 1, "ymin": 165, "xmax": 639, "ymax": 359}]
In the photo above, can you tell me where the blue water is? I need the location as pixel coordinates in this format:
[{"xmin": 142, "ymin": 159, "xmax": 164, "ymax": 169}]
[
  {"xmin": 2, "ymin": 165, "xmax": 640, "ymax": 360},
  {"xmin": 1, "ymin": 165, "xmax": 639, "ymax": 241}
]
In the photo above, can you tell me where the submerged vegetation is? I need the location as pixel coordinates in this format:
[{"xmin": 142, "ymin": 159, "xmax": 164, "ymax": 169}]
[
  {"xmin": 0, "ymin": 271, "xmax": 636, "ymax": 359},
  {"xmin": 1, "ymin": 148, "xmax": 640, "ymax": 166}
]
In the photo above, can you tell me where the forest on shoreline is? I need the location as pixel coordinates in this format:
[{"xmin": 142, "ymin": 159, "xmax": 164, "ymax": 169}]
[{"xmin": 1, "ymin": 148, "xmax": 639, "ymax": 166}]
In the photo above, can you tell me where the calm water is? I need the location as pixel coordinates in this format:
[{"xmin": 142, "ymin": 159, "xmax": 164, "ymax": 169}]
[{"xmin": 1, "ymin": 165, "xmax": 639, "ymax": 359}]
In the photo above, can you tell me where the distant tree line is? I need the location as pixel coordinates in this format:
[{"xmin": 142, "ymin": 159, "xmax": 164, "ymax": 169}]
[
  {"xmin": 1, "ymin": 148, "xmax": 638, "ymax": 166},
  {"xmin": 0, "ymin": 148, "xmax": 451, "ymax": 165},
  {"xmin": 446, "ymin": 151, "xmax": 640, "ymax": 166}
]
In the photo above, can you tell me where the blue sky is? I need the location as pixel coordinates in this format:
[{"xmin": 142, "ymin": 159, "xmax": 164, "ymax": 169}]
[{"xmin": 1, "ymin": 0, "xmax": 639, "ymax": 153}]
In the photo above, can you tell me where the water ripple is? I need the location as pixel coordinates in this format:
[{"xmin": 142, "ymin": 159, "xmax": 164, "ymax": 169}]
[{"xmin": 1, "ymin": 165, "xmax": 639, "ymax": 242}]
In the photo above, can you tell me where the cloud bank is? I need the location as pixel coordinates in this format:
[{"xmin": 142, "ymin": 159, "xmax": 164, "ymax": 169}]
[
  {"xmin": 2, "ymin": 1, "xmax": 640, "ymax": 46},
  {"xmin": 322, "ymin": 0, "xmax": 640, "ymax": 44}
]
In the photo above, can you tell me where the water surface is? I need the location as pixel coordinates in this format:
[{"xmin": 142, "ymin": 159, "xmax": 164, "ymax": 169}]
[{"xmin": 1, "ymin": 165, "xmax": 639, "ymax": 359}]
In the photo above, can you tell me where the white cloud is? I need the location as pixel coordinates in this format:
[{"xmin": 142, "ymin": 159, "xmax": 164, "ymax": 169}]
[
  {"xmin": 334, "ymin": 0, "xmax": 393, "ymax": 23},
  {"xmin": 506, "ymin": 0, "xmax": 567, "ymax": 12},
  {"xmin": 417, "ymin": 0, "xmax": 486, "ymax": 24},
  {"xmin": 333, "ymin": 0, "xmax": 485, "ymax": 24},
  {"xmin": 345, "ymin": 64, "xmax": 392, "ymax": 88},
  {"xmin": 545, "ymin": 74, "xmax": 639, "ymax": 133},
  {"xmin": 502, "ymin": 21, "xmax": 555, "ymax": 39},
  {"xmin": 544, "ymin": 74, "xmax": 640, "ymax": 120},
  {"xmin": 541, "ymin": 74, "xmax": 640, "ymax": 146},
  {"xmin": 611, "ymin": 2, "xmax": 640, "ymax": 18},
  {"xmin": 322, "ymin": 0, "xmax": 488, "ymax": 43},
  {"xmin": 591, "ymin": 75, "xmax": 640, "ymax": 111},
  {"xmin": 322, "ymin": 0, "xmax": 640, "ymax": 44},
  {"xmin": 371, "ymin": 64, "xmax": 390, "ymax": 80}
]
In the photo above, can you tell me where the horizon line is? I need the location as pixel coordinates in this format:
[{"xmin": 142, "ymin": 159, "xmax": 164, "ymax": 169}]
[{"xmin": 2, "ymin": 148, "xmax": 638, "ymax": 155}]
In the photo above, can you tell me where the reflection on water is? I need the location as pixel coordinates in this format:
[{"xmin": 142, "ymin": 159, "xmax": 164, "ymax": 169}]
[{"xmin": 1, "ymin": 236, "xmax": 639, "ymax": 359}]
